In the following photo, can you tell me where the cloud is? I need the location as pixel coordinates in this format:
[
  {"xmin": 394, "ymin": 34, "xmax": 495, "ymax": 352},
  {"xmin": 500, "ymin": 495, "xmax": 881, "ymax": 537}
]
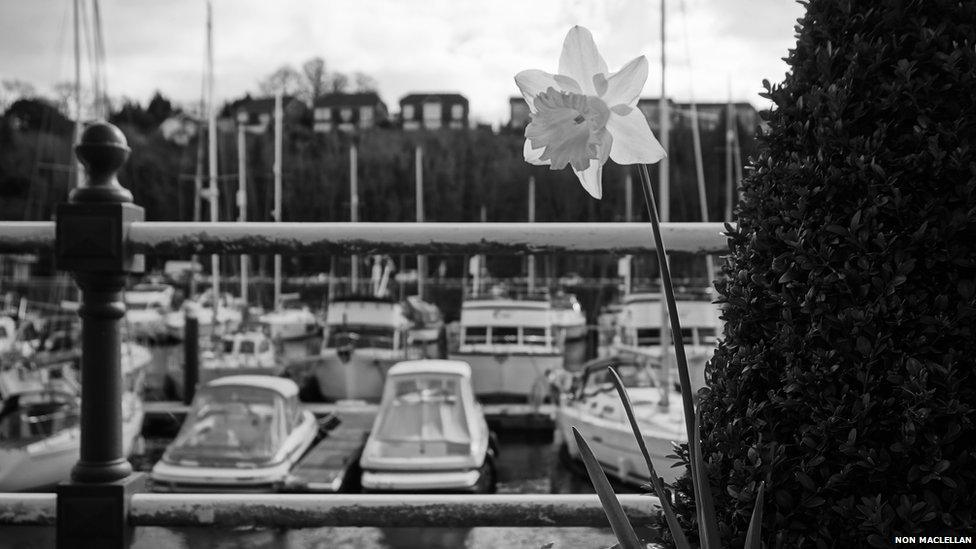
[{"xmin": 0, "ymin": 0, "xmax": 805, "ymax": 122}]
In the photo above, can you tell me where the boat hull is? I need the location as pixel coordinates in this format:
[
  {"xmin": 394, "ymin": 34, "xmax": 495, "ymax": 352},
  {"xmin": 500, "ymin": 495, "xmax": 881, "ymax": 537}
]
[
  {"xmin": 448, "ymin": 351, "xmax": 563, "ymax": 402},
  {"xmin": 314, "ymin": 351, "xmax": 397, "ymax": 402},
  {"xmin": 0, "ymin": 398, "xmax": 144, "ymax": 491},
  {"xmin": 556, "ymin": 406, "xmax": 685, "ymax": 486}
]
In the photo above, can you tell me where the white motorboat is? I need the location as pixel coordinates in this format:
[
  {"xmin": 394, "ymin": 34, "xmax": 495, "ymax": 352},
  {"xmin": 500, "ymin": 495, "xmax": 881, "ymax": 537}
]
[
  {"xmin": 0, "ymin": 342, "xmax": 148, "ymax": 491},
  {"xmin": 167, "ymin": 330, "xmax": 283, "ymax": 401},
  {"xmin": 164, "ymin": 293, "xmax": 243, "ymax": 341},
  {"xmin": 360, "ymin": 360, "xmax": 496, "ymax": 493},
  {"xmin": 448, "ymin": 292, "xmax": 587, "ymax": 402},
  {"xmin": 608, "ymin": 293, "xmax": 721, "ymax": 393},
  {"xmin": 0, "ymin": 316, "xmax": 17, "ymax": 356},
  {"xmin": 151, "ymin": 376, "xmax": 318, "ymax": 492},
  {"xmin": 314, "ymin": 296, "xmax": 444, "ymax": 402},
  {"xmin": 124, "ymin": 283, "xmax": 175, "ymax": 342},
  {"xmin": 556, "ymin": 354, "xmax": 686, "ymax": 486},
  {"xmin": 258, "ymin": 296, "xmax": 319, "ymax": 342}
]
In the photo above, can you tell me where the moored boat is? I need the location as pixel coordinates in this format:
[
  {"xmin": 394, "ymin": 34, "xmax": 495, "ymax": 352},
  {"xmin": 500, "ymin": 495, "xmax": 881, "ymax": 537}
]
[
  {"xmin": 124, "ymin": 282, "xmax": 176, "ymax": 342},
  {"xmin": 0, "ymin": 342, "xmax": 148, "ymax": 491},
  {"xmin": 555, "ymin": 354, "xmax": 686, "ymax": 486},
  {"xmin": 164, "ymin": 293, "xmax": 243, "ymax": 341},
  {"xmin": 313, "ymin": 296, "xmax": 444, "ymax": 402},
  {"xmin": 257, "ymin": 296, "xmax": 319, "ymax": 342},
  {"xmin": 448, "ymin": 292, "xmax": 586, "ymax": 402},
  {"xmin": 166, "ymin": 330, "xmax": 284, "ymax": 401},
  {"xmin": 608, "ymin": 292, "xmax": 720, "ymax": 393},
  {"xmin": 151, "ymin": 375, "xmax": 318, "ymax": 492},
  {"xmin": 359, "ymin": 360, "xmax": 496, "ymax": 493}
]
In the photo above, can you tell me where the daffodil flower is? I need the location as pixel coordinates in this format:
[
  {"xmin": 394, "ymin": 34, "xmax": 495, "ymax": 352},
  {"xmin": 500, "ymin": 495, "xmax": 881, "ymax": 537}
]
[{"xmin": 515, "ymin": 26, "xmax": 666, "ymax": 199}]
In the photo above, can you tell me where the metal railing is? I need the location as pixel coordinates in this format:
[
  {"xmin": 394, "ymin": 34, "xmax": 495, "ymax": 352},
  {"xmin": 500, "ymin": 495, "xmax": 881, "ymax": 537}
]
[
  {"xmin": 0, "ymin": 493, "xmax": 660, "ymax": 528},
  {"xmin": 0, "ymin": 220, "xmax": 728, "ymax": 255}
]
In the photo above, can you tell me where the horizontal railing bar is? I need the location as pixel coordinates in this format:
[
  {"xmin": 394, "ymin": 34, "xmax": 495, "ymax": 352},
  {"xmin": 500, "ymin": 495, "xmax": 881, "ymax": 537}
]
[
  {"xmin": 0, "ymin": 222, "xmax": 53, "ymax": 253},
  {"xmin": 129, "ymin": 493, "xmax": 660, "ymax": 528},
  {"xmin": 0, "ymin": 221, "xmax": 729, "ymax": 255},
  {"xmin": 0, "ymin": 493, "xmax": 57, "ymax": 525},
  {"xmin": 0, "ymin": 493, "xmax": 660, "ymax": 528}
]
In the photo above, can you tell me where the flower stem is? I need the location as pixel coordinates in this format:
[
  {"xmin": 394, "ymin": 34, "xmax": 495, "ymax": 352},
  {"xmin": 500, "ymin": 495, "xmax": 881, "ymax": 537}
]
[{"xmin": 635, "ymin": 163, "xmax": 696, "ymax": 443}]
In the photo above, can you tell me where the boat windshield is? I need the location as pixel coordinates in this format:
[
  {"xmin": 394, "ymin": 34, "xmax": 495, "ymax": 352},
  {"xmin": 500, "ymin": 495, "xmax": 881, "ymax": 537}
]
[
  {"xmin": 374, "ymin": 376, "xmax": 469, "ymax": 444},
  {"xmin": 582, "ymin": 361, "xmax": 657, "ymax": 398},
  {"xmin": 326, "ymin": 325, "xmax": 396, "ymax": 350},
  {"xmin": 0, "ymin": 390, "xmax": 80, "ymax": 441},
  {"xmin": 168, "ymin": 385, "xmax": 281, "ymax": 464}
]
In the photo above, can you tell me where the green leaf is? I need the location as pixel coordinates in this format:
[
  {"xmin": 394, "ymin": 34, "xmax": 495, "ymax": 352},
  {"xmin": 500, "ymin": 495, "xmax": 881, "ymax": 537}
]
[
  {"xmin": 691, "ymin": 406, "xmax": 722, "ymax": 549},
  {"xmin": 609, "ymin": 367, "xmax": 691, "ymax": 549},
  {"xmin": 571, "ymin": 427, "xmax": 643, "ymax": 549},
  {"xmin": 744, "ymin": 481, "xmax": 766, "ymax": 549}
]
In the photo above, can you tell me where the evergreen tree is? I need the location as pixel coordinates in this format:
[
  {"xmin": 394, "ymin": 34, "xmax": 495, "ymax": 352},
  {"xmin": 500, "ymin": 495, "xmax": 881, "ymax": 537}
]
[{"xmin": 669, "ymin": 1, "xmax": 976, "ymax": 546}]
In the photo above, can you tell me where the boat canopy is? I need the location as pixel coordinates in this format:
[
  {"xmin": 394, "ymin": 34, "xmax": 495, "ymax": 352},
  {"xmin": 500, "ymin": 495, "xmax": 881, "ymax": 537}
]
[
  {"xmin": 373, "ymin": 374, "xmax": 471, "ymax": 447},
  {"xmin": 166, "ymin": 383, "xmax": 289, "ymax": 465}
]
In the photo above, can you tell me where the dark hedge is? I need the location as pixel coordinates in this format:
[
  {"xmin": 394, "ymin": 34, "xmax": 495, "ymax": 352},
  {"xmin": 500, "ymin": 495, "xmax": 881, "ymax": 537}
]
[{"xmin": 665, "ymin": 1, "xmax": 976, "ymax": 547}]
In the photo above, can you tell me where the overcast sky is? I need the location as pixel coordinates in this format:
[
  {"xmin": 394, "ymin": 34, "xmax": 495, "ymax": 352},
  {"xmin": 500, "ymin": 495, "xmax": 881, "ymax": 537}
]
[{"xmin": 0, "ymin": 0, "xmax": 805, "ymax": 124}]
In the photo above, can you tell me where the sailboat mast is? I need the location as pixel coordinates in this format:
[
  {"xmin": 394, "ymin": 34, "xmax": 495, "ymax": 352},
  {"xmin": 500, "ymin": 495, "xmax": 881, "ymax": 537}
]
[
  {"xmin": 527, "ymin": 175, "xmax": 536, "ymax": 294},
  {"xmin": 658, "ymin": 0, "xmax": 672, "ymax": 408},
  {"xmin": 237, "ymin": 120, "xmax": 248, "ymax": 305},
  {"xmin": 350, "ymin": 143, "xmax": 359, "ymax": 294},
  {"xmin": 72, "ymin": 0, "xmax": 83, "ymax": 190},
  {"xmin": 415, "ymin": 144, "xmax": 425, "ymax": 300},
  {"xmin": 725, "ymin": 80, "xmax": 734, "ymax": 222},
  {"xmin": 207, "ymin": 0, "xmax": 220, "ymax": 307},
  {"xmin": 273, "ymin": 91, "xmax": 283, "ymax": 309}
]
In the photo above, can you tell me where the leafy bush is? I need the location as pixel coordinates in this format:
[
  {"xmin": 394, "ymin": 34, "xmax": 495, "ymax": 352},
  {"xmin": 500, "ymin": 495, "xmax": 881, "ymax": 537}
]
[{"xmin": 668, "ymin": 0, "xmax": 976, "ymax": 546}]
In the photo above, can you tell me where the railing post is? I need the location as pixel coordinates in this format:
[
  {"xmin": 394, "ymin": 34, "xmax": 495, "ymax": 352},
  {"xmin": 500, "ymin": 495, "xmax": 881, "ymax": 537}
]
[
  {"xmin": 183, "ymin": 310, "xmax": 199, "ymax": 405},
  {"xmin": 54, "ymin": 122, "xmax": 146, "ymax": 549}
]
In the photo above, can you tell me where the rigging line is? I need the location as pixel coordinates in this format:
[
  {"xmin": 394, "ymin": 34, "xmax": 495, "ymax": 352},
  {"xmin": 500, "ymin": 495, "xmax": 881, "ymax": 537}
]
[
  {"xmin": 79, "ymin": 0, "xmax": 98, "ymax": 120},
  {"xmin": 92, "ymin": 0, "xmax": 108, "ymax": 117}
]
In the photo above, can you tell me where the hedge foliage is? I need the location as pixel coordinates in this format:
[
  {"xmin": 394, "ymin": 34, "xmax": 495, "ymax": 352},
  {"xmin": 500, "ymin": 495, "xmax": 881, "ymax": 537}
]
[{"xmin": 666, "ymin": 1, "xmax": 976, "ymax": 546}]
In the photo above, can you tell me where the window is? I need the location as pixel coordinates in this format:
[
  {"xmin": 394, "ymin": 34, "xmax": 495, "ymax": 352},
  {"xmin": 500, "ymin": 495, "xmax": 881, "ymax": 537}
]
[
  {"xmin": 403, "ymin": 104, "xmax": 415, "ymax": 119},
  {"xmin": 340, "ymin": 108, "xmax": 353, "ymax": 122},
  {"xmin": 422, "ymin": 102, "xmax": 441, "ymax": 129},
  {"xmin": 236, "ymin": 111, "xmax": 249, "ymax": 123},
  {"xmin": 522, "ymin": 327, "xmax": 549, "ymax": 345},
  {"xmin": 258, "ymin": 113, "xmax": 270, "ymax": 125},
  {"xmin": 359, "ymin": 106, "xmax": 374, "ymax": 127},
  {"xmin": 699, "ymin": 327, "xmax": 718, "ymax": 345},
  {"xmin": 636, "ymin": 328, "xmax": 660, "ymax": 346},
  {"xmin": 258, "ymin": 339, "xmax": 270, "ymax": 353},
  {"xmin": 451, "ymin": 103, "xmax": 464, "ymax": 120},
  {"xmin": 463, "ymin": 326, "xmax": 487, "ymax": 345},
  {"xmin": 491, "ymin": 326, "xmax": 518, "ymax": 344},
  {"xmin": 315, "ymin": 107, "xmax": 331, "ymax": 120}
]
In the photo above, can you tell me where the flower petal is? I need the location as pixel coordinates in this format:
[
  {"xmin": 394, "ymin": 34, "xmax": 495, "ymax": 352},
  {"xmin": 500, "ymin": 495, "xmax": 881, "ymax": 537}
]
[
  {"xmin": 607, "ymin": 109, "xmax": 667, "ymax": 165},
  {"xmin": 524, "ymin": 139, "xmax": 550, "ymax": 166},
  {"xmin": 559, "ymin": 26, "xmax": 608, "ymax": 96},
  {"xmin": 514, "ymin": 70, "xmax": 560, "ymax": 112},
  {"xmin": 553, "ymin": 75, "xmax": 583, "ymax": 94},
  {"xmin": 573, "ymin": 159, "xmax": 604, "ymax": 199},
  {"xmin": 603, "ymin": 56, "xmax": 648, "ymax": 108}
]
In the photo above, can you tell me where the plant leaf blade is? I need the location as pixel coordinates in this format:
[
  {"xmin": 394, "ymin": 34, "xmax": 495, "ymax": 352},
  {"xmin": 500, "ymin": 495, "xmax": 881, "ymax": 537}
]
[
  {"xmin": 692, "ymin": 405, "xmax": 721, "ymax": 549},
  {"xmin": 609, "ymin": 366, "xmax": 691, "ymax": 549},
  {"xmin": 571, "ymin": 427, "xmax": 644, "ymax": 549},
  {"xmin": 744, "ymin": 481, "xmax": 766, "ymax": 549}
]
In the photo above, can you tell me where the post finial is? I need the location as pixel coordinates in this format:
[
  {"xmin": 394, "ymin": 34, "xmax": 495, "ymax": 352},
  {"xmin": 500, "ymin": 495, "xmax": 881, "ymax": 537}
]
[{"xmin": 71, "ymin": 121, "xmax": 133, "ymax": 204}]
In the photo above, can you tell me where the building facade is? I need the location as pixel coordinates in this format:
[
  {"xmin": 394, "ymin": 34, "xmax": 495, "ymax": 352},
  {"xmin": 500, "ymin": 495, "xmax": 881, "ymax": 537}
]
[
  {"xmin": 400, "ymin": 93, "xmax": 468, "ymax": 130},
  {"xmin": 313, "ymin": 92, "xmax": 388, "ymax": 133}
]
